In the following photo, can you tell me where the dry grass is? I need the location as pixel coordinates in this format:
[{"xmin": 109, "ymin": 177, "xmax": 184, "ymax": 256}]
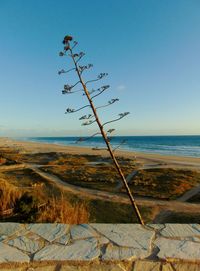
[
  {"xmin": 37, "ymin": 194, "xmax": 89, "ymax": 224},
  {"xmin": 128, "ymin": 168, "xmax": 200, "ymax": 200},
  {"xmin": 0, "ymin": 168, "xmax": 89, "ymax": 223},
  {"xmin": 0, "ymin": 178, "xmax": 22, "ymax": 212}
]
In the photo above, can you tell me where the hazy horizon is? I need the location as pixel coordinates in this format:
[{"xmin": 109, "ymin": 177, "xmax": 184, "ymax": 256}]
[{"xmin": 6, "ymin": 134, "xmax": 200, "ymax": 138}]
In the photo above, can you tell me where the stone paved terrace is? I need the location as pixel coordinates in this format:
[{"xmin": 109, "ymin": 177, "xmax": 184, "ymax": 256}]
[{"xmin": 0, "ymin": 223, "xmax": 200, "ymax": 270}]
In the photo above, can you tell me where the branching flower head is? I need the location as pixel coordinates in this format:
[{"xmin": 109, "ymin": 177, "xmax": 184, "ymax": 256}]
[
  {"xmin": 62, "ymin": 35, "xmax": 73, "ymax": 44},
  {"xmin": 98, "ymin": 73, "xmax": 108, "ymax": 79},
  {"xmin": 62, "ymin": 85, "xmax": 73, "ymax": 94},
  {"xmin": 108, "ymin": 98, "xmax": 119, "ymax": 104},
  {"xmin": 58, "ymin": 69, "xmax": 65, "ymax": 75},
  {"xmin": 82, "ymin": 120, "xmax": 94, "ymax": 126},
  {"xmin": 65, "ymin": 108, "xmax": 75, "ymax": 113},
  {"xmin": 64, "ymin": 84, "xmax": 73, "ymax": 90},
  {"xmin": 107, "ymin": 129, "xmax": 115, "ymax": 134},
  {"xmin": 79, "ymin": 114, "xmax": 93, "ymax": 120},
  {"xmin": 79, "ymin": 64, "xmax": 93, "ymax": 73},
  {"xmin": 102, "ymin": 85, "xmax": 110, "ymax": 91},
  {"xmin": 118, "ymin": 112, "xmax": 130, "ymax": 118}
]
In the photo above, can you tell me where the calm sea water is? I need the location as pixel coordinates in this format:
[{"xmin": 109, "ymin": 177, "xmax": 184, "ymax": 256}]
[{"xmin": 17, "ymin": 136, "xmax": 200, "ymax": 158}]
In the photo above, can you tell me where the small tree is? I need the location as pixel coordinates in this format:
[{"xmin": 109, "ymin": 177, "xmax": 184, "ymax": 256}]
[{"xmin": 59, "ymin": 35, "xmax": 144, "ymax": 225}]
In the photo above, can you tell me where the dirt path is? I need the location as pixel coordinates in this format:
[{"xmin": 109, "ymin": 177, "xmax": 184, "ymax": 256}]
[
  {"xmin": 28, "ymin": 165, "xmax": 200, "ymax": 215},
  {"xmin": 0, "ymin": 164, "xmax": 26, "ymax": 171},
  {"xmin": 176, "ymin": 185, "xmax": 200, "ymax": 202},
  {"xmin": 1, "ymin": 163, "xmax": 200, "ymax": 219},
  {"xmin": 115, "ymin": 164, "xmax": 170, "ymax": 191},
  {"xmin": 114, "ymin": 163, "xmax": 200, "ymax": 221}
]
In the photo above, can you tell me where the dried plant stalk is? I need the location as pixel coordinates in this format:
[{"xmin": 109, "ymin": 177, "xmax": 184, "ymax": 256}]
[{"xmin": 60, "ymin": 35, "xmax": 144, "ymax": 225}]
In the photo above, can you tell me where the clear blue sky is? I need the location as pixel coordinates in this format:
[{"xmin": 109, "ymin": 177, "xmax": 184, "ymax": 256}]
[{"xmin": 0, "ymin": 0, "xmax": 200, "ymax": 137}]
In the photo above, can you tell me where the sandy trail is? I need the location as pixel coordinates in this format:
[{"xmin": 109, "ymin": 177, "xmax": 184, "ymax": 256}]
[
  {"xmin": 115, "ymin": 164, "xmax": 172, "ymax": 191},
  {"xmin": 176, "ymin": 185, "xmax": 200, "ymax": 202},
  {"xmin": 24, "ymin": 164, "xmax": 200, "ymax": 215},
  {"xmin": 1, "ymin": 162, "xmax": 200, "ymax": 222},
  {"xmin": 0, "ymin": 164, "xmax": 26, "ymax": 171}
]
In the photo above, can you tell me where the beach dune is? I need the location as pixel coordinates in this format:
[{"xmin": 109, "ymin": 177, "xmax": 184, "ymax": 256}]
[{"xmin": 0, "ymin": 137, "xmax": 200, "ymax": 170}]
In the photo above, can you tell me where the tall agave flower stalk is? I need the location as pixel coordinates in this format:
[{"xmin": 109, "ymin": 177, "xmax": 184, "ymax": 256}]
[{"xmin": 59, "ymin": 35, "xmax": 144, "ymax": 225}]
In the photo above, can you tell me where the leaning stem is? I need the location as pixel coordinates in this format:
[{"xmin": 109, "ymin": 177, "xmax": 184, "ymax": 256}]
[{"xmin": 68, "ymin": 44, "xmax": 144, "ymax": 225}]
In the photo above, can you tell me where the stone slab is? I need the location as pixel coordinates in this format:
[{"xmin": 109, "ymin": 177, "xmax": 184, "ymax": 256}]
[
  {"xmin": 0, "ymin": 242, "xmax": 30, "ymax": 263},
  {"xmin": 159, "ymin": 224, "xmax": 200, "ymax": 238},
  {"xmin": 55, "ymin": 233, "xmax": 70, "ymax": 245},
  {"xmin": 70, "ymin": 224, "xmax": 99, "ymax": 240},
  {"xmin": 27, "ymin": 224, "xmax": 69, "ymax": 242},
  {"xmin": 98, "ymin": 236, "xmax": 110, "ymax": 245},
  {"xmin": 0, "ymin": 223, "xmax": 22, "ymax": 237},
  {"xmin": 0, "ymin": 223, "xmax": 200, "ymax": 269},
  {"xmin": 102, "ymin": 243, "xmax": 140, "ymax": 260},
  {"xmin": 6, "ymin": 235, "xmax": 43, "ymax": 253},
  {"xmin": 34, "ymin": 238, "xmax": 100, "ymax": 261},
  {"xmin": 91, "ymin": 224, "xmax": 154, "ymax": 248},
  {"xmin": 155, "ymin": 237, "xmax": 200, "ymax": 260}
]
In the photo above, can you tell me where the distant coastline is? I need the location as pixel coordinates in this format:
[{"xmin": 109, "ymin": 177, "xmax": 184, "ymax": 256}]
[{"xmin": 13, "ymin": 135, "xmax": 200, "ymax": 158}]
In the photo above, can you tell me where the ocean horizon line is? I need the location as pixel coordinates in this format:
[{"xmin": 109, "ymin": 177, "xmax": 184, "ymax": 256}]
[
  {"xmin": 12, "ymin": 134, "xmax": 200, "ymax": 138},
  {"xmin": 13, "ymin": 135, "xmax": 200, "ymax": 158}
]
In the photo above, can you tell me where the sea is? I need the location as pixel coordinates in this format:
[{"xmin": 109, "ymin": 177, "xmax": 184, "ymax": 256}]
[{"xmin": 17, "ymin": 135, "xmax": 200, "ymax": 158}]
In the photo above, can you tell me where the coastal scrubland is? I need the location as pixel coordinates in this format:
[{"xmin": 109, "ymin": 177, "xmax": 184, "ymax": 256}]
[
  {"xmin": 127, "ymin": 168, "xmax": 200, "ymax": 200},
  {"xmin": 0, "ymin": 138, "xmax": 200, "ymax": 223},
  {"xmin": 0, "ymin": 174, "xmax": 89, "ymax": 224}
]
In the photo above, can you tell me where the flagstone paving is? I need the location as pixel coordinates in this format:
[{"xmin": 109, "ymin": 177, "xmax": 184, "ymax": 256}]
[{"xmin": 0, "ymin": 223, "xmax": 200, "ymax": 270}]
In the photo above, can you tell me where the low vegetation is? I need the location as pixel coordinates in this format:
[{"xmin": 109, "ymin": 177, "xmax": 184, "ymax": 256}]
[
  {"xmin": 127, "ymin": 168, "xmax": 200, "ymax": 200},
  {"xmin": 0, "ymin": 169, "xmax": 89, "ymax": 223},
  {"xmin": 187, "ymin": 192, "xmax": 200, "ymax": 203},
  {"xmin": 1, "ymin": 148, "xmax": 200, "ymax": 223},
  {"xmin": 41, "ymin": 155, "xmax": 136, "ymax": 192},
  {"xmin": 37, "ymin": 195, "xmax": 89, "ymax": 224},
  {"xmin": 155, "ymin": 211, "xmax": 200, "ymax": 223},
  {"xmin": 42, "ymin": 166, "xmax": 200, "ymax": 200},
  {"xmin": 0, "ymin": 178, "xmax": 22, "ymax": 213},
  {"xmin": 0, "ymin": 166, "xmax": 151, "ymax": 223},
  {"xmin": 88, "ymin": 199, "xmax": 152, "ymax": 223}
]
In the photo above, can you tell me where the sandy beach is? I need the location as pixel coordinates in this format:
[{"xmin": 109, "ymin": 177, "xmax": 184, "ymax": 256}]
[{"xmin": 0, "ymin": 137, "xmax": 200, "ymax": 170}]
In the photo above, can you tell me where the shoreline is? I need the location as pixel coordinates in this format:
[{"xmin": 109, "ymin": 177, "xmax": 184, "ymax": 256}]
[
  {"xmin": 13, "ymin": 139, "xmax": 200, "ymax": 159},
  {"xmin": 1, "ymin": 137, "xmax": 200, "ymax": 169},
  {"xmin": 12, "ymin": 135, "xmax": 200, "ymax": 159}
]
